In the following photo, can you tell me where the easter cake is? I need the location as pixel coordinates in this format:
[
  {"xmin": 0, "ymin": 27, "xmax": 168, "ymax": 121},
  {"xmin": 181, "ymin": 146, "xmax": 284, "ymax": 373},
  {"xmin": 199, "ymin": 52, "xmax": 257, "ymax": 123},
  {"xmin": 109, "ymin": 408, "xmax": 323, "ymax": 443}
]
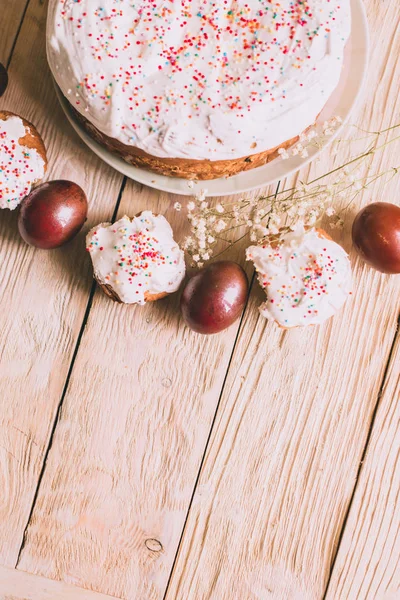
[{"xmin": 47, "ymin": 0, "xmax": 351, "ymax": 180}]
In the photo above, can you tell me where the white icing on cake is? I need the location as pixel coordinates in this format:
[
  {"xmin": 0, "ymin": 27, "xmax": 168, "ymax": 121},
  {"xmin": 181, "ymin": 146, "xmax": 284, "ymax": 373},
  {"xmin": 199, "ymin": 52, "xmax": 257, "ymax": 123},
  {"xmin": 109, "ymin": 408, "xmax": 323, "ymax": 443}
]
[
  {"xmin": 86, "ymin": 212, "xmax": 186, "ymax": 304},
  {"xmin": 246, "ymin": 228, "xmax": 352, "ymax": 328},
  {"xmin": 0, "ymin": 115, "xmax": 45, "ymax": 210},
  {"xmin": 47, "ymin": 0, "xmax": 351, "ymax": 161}
]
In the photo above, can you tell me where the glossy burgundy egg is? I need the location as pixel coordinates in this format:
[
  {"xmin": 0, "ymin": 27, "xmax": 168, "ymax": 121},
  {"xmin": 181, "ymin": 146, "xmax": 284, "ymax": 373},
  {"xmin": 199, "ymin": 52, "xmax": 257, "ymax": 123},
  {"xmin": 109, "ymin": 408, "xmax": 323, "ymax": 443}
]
[
  {"xmin": 0, "ymin": 63, "xmax": 8, "ymax": 97},
  {"xmin": 352, "ymin": 202, "xmax": 400, "ymax": 274},
  {"xmin": 181, "ymin": 261, "xmax": 248, "ymax": 334},
  {"xmin": 18, "ymin": 180, "xmax": 88, "ymax": 249}
]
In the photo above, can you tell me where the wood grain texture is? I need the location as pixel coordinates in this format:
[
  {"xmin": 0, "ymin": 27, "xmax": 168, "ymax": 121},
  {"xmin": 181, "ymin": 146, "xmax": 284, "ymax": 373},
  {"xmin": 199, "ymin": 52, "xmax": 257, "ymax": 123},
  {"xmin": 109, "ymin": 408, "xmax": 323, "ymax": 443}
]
[
  {"xmin": 3, "ymin": 2, "xmax": 399, "ymax": 600},
  {"xmin": 0, "ymin": 0, "xmax": 28, "ymax": 65},
  {"xmin": 325, "ymin": 330, "xmax": 400, "ymax": 600},
  {"xmin": 0, "ymin": 0, "xmax": 123, "ymax": 566},
  {"xmin": 16, "ymin": 180, "xmax": 264, "ymax": 598},
  {"xmin": 163, "ymin": 2, "xmax": 400, "ymax": 599},
  {"xmin": 0, "ymin": 565, "xmax": 120, "ymax": 600}
]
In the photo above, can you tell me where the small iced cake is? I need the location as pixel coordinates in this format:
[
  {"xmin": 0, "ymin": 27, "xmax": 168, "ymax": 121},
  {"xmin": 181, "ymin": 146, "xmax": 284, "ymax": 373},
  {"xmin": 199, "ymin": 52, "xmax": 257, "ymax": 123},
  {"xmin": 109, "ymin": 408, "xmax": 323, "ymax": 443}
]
[
  {"xmin": 86, "ymin": 211, "xmax": 186, "ymax": 304},
  {"xmin": 0, "ymin": 111, "xmax": 47, "ymax": 210},
  {"xmin": 246, "ymin": 228, "xmax": 352, "ymax": 328}
]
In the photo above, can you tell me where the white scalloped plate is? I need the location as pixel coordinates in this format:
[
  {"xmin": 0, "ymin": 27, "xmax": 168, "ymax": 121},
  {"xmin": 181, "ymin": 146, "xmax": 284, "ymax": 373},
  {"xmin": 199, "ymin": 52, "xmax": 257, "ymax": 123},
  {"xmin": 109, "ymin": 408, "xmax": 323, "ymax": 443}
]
[{"xmin": 55, "ymin": 0, "xmax": 369, "ymax": 198}]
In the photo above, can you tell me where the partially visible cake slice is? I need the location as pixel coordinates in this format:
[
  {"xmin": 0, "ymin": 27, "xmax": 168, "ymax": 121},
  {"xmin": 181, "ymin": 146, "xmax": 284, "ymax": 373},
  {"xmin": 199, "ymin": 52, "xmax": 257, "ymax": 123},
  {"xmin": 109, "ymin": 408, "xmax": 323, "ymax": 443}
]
[{"xmin": 0, "ymin": 111, "xmax": 47, "ymax": 209}]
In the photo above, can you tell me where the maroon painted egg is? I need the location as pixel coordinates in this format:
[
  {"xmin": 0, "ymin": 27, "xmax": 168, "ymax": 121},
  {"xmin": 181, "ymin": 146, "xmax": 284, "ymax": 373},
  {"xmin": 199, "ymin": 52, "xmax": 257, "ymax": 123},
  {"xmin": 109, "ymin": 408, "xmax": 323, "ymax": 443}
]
[
  {"xmin": 181, "ymin": 261, "xmax": 248, "ymax": 334},
  {"xmin": 352, "ymin": 202, "xmax": 400, "ymax": 274},
  {"xmin": 0, "ymin": 63, "xmax": 8, "ymax": 97},
  {"xmin": 18, "ymin": 180, "xmax": 88, "ymax": 249}
]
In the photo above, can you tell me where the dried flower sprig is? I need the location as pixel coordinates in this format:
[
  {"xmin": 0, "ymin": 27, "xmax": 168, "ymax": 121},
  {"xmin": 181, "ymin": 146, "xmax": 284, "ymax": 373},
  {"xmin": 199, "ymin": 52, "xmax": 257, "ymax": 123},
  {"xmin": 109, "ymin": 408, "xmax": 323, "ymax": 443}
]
[{"xmin": 179, "ymin": 122, "xmax": 400, "ymax": 265}]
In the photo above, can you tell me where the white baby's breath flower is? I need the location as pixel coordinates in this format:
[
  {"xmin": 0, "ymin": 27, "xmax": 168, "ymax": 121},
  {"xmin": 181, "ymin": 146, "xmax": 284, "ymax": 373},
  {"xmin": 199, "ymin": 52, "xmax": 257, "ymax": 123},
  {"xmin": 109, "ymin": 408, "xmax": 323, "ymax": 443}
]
[
  {"xmin": 192, "ymin": 254, "xmax": 200, "ymax": 262},
  {"xmin": 187, "ymin": 180, "xmax": 194, "ymax": 189},
  {"xmin": 326, "ymin": 207, "xmax": 336, "ymax": 216},
  {"xmin": 183, "ymin": 236, "xmax": 195, "ymax": 248},
  {"xmin": 197, "ymin": 189, "xmax": 207, "ymax": 202},
  {"xmin": 196, "ymin": 218, "xmax": 206, "ymax": 232},
  {"xmin": 187, "ymin": 201, "xmax": 195, "ymax": 211},
  {"xmin": 207, "ymin": 235, "xmax": 215, "ymax": 243},
  {"xmin": 250, "ymin": 232, "xmax": 257, "ymax": 241},
  {"xmin": 202, "ymin": 252, "xmax": 210, "ymax": 261},
  {"xmin": 174, "ymin": 202, "xmax": 182, "ymax": 212},
  {"xmin": 215, "ymin": 219, "xmax": 227, "ymax": 233},
  {"xmin": 215, "ymin": 203, "xmax": 224, "ymax": 213}
]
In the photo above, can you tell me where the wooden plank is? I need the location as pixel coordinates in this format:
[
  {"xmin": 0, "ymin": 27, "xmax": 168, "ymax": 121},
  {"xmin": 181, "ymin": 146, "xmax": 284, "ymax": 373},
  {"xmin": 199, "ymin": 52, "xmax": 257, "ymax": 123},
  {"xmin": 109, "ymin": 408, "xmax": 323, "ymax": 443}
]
[
  {"xmin": 0, "ymin": 0, "xmax": 28, "ymax": 65},
  {"xmin": 162, "ymin": 1, "xmax": 400, "ymax": 598},
  {"xmin": 0, "ymin": 565, "xmax": 120, "ymax": 600},
  {"xmin": 15, "ymin": 176, "xmax": 264, "ymax": 598},
  {"xmin": 325, "ymin": 331, "xmax": 400, "ymax": 600},
  {"xmin": 0, "ymin": 0, "xmax": 123, "ymax": 566}
]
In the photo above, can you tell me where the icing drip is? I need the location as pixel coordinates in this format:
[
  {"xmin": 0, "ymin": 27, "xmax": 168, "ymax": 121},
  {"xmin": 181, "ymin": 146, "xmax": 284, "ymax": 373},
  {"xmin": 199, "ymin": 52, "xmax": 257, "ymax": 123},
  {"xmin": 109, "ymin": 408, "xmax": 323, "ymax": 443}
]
[
  {"xmin": 47, "ymin": 0, "xmax": 351, "ymax": 161},
  {"xmin": 246, "ymin": 228, "xmax": 352, "ymax": 328},
  {"xmin": 0, "ymin": 116, "xmax": 45, "ymax": 210},
  {"xmin": 86, "ymin": 212, "xmax": 186, "ymax": 304}
]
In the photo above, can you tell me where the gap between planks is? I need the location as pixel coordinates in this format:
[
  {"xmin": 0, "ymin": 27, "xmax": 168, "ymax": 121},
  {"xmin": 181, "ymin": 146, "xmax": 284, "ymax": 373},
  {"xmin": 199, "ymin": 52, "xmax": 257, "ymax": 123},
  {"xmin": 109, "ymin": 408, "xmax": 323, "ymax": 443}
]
[
  {"xmin": 4, "ymin": 0, "xmax": 31, "ymax": 69},
  {"xmin": 14, "ymin": 177, "xmax": 128, "ymax": 568},
  {"xmin": 322, "ymin": 315, "xmax": 400, "ymax": 598},
  {"xmin": 161, "ymin": 179, "xmax": 281, "ymax": 599}
]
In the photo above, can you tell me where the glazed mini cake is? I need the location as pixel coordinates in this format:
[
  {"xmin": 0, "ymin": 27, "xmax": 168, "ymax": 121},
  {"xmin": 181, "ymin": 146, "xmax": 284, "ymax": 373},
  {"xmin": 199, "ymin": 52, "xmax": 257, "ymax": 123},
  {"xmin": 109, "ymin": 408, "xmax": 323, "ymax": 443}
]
[
  {"xmin": 47, "ymin": 0, "xmax": 351, "ymax": 180},
  {"xmin": 86, "ymin": 211, "xmax": 186, "ymax": 304},
  {"xmin": 0, "ymin": 111, "xmax": 47, "ymax": 210},
  {"xmin": 246, "ymin": 228, "xmax": 352, "ymax": 328}
]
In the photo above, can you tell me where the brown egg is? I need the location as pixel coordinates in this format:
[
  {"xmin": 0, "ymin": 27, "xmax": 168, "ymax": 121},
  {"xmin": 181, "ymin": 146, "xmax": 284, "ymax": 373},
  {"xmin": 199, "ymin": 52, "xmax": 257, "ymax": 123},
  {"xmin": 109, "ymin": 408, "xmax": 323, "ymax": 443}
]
[
  {"xmin": 352, "ymin": 202, "xmax": 400, "ymax": 274},
  {"xmin": 181, "ymin": 261, "xmax": 248, "ymax": 334},
  {"xmin": 0, "ymin": 63, "xmax": 8, "ymax": 97},
  {"xmin": 18, "ymin": 180, "xmax": 88, "ymax": 249}
]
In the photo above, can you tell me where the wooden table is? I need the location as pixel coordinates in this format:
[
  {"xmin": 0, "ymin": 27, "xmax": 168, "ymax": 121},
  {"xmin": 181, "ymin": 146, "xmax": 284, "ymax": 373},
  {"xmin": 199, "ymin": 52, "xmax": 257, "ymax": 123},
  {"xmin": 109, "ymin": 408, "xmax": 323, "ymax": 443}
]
[{"xmin": 0, "ymin": 1, "xmax": 399, "ymax": 598}]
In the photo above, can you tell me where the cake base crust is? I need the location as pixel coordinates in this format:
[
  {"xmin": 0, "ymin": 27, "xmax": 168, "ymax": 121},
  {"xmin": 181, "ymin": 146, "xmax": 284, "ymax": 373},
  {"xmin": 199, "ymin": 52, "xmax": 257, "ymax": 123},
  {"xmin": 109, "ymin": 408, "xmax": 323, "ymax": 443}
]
[
  {"xmin": 70, "ymin": 103, "xmax": 299, "ymax": 181},
  {"xmin": 98, "ymin": 282, "xmax": 168, "ymax": 304}
]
